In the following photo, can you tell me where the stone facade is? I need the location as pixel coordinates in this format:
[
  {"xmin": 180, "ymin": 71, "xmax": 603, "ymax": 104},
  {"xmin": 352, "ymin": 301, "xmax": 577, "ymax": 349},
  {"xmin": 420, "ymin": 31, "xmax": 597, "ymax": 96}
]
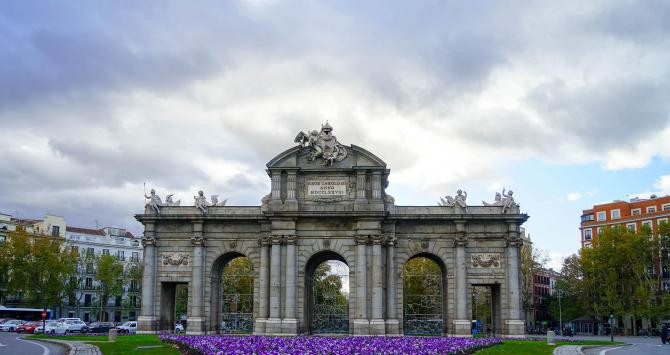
[{"xmin": 136, "ymin": 132, "xmax": 528, "ymax": 336}]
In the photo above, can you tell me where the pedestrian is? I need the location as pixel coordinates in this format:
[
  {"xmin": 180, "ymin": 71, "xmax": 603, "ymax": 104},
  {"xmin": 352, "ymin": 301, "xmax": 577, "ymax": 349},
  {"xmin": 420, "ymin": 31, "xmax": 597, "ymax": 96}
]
[{"xmin": 661, "ymin": 324, "xmax": 668, "ymax": 345}]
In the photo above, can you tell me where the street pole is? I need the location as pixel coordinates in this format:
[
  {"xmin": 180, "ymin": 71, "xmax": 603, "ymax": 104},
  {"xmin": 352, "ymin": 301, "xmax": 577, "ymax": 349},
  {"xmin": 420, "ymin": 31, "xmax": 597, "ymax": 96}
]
[
  {"xmin": 558, "ymin": 290, "xmax": 562, "ymax": 336},
  {"xmin": 609, "ymin": 314, "xmax": 614, "ymax": 342}
]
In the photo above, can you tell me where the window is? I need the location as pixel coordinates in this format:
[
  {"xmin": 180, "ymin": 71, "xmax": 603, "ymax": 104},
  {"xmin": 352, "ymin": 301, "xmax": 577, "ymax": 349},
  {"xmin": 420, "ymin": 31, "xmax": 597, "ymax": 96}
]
[
  {"xmin": 84, "ymin": 312, "xmax": 90, "ymax": 323},
  {"xmin": 71, "ymin": 246, "xmax": 79, "ymax": 254},
  {"xmin": 631, "ymin": 208, "xmax": 641, "ymax": 216},
  {"xmin": 115, "ymin": 296, "xmax": 122, "ymax": 307},
  {"xmin": 626, "ymin": 223, "xmax": 636, "ymax": 231},
  {"xmin": 662, "ymin": 203, "xmax": 670, "ymax": 211},
  {"xmin": 597, "ymin": 211, "xmax": 606, "ymax": 221},
  {"xmin": 131, "ymin": 252, "xmax": 139, "ymax": 262},
  {"xmin": 87, "ymin": 247, "xmax": 94, "ymax": 255},
  {"xmin": 583, "ymin": 229, "xmax": 592, "ymax": 240},
  {"xmin": 102, "ymin": 249, "xmax": 110, "ymax": 256},
  {"xmin": 130, "ymin": 280, "xmax": 138, "ymax": 292},
  {"xmin": 647, "ymin": 206, "xmax": 657, "ymax": 213},
  {"xmin": 642, "ymin": 220, "xmax": 653, "ymax": 229},
  {"xmin": 658, "ymin": 218, "xmax": 668, "ymax": 225},
  {"xmin": 117, "ymin": 250, "xmax": 125, "ymax": 261},
  {"xmin": 84, "ymin": 294, "xmax": 92, "ymax": 307},
  {"xmin": 597, "ymin": 227, "xmax": 603, "ymax": 235},
  {"xmin": 0, "ymin": 235, "xmax": 5, "ymax": 244},
  {"xmin": 581, "ymin": 214, "xmax": 594, "ymax": 222},
  {"xmin": 611, "ymin": 209, "xmax": 621, "ymax": 219},
  {"xmin": 51, "ymin": 225, "xmax": 60, "ymax": 237},
  {"xmin": 85, "ymin": 277, "xmax": 93, "ymax": 289}
]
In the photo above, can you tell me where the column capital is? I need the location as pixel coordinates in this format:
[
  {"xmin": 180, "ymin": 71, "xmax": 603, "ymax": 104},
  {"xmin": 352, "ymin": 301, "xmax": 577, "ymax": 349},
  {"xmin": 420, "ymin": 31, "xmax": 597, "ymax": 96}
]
[
  {"xmin": 506, "ymin": 238, "xmax": 523, "ymax": 248},
  {"xmin": 355, "ymin": 235, "xmax": 370, "ymax": 245},
  {"xmin": 190, "ymin": 235, "xmax": 205, "ymax": 246},
  {"xmin": 284, "ymin": 235, "xmax": 297, "ymax": 245},
  {"xmin": 141, "ymin": 237, "xmax": 157, "ymax": 247},
  {"xmin": 271, "ymin": 235, "xmax": 283, "ymax": 245},
  {"xmin": 371, "ymin": 235, "xmax": 385, "ymax": 245},
  {"xmin": 453, "ymin": 235, "xmax": 467, "ymax": 248},
  {"xmin": 385, "ymin": 235, "xmax": 397, "ymax": 247},
  {"xmin": 258, "ymin": 236, "xmax": 271, "ymax": 247}
]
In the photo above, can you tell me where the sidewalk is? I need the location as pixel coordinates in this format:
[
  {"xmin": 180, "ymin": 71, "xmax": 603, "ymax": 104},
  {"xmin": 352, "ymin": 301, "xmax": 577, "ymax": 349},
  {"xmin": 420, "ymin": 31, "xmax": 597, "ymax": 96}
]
[{"xmin": 34, "ymin": 338, "xmax": 102, "ymax": 355}]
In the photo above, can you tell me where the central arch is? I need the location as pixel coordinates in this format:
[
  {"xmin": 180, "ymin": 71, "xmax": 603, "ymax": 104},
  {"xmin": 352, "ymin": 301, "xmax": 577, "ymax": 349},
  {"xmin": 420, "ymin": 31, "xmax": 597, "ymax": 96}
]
[
  {"xmin": 210, "ymin": 252, "xmax": 254, "ymax": 334},
  {"xmin": 402, "ymin": 253, "xmax": 448, "ymax": 335},
  {"xmin": 304, "ymin": 250, "xmax": 350, "ymax": 334}
]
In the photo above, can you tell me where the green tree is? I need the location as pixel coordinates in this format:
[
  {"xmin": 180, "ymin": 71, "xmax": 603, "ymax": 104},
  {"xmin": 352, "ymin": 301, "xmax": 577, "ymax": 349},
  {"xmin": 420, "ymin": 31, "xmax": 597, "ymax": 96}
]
[{"xmin": 95, "ymin": 254, "xmax": 126, "ymax": 320}]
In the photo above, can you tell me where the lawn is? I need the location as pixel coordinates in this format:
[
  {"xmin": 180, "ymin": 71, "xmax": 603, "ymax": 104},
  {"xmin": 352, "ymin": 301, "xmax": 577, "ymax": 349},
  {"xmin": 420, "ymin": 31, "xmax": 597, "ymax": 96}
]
[
  {"xmin": 474, "ymin": 339, "xmax": 623, "ymax": 354},
  {"xmin": 27, "ymin": 334, "xmax": 179, "ymax": 355}
]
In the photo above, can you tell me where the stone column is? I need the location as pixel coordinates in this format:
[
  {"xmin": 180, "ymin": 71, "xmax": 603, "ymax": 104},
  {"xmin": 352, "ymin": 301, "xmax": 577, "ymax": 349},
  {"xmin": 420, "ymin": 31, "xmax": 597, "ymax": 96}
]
[
  {"xmin": 137, "ymin": 232, "xmax": 157, "ymax": 334},
  {"xmin": 505, "ymin": 222, "xmax": 524, "ymax": 335},
  {"xmin": 385, "ymin": 235, "xmax": 399, "ymax": 334},
  {"xmin": 369, "ymin": 235, "xmax": 385, "ymax": 335},
  {"xmin": 371, "ymin": 172, "xmax": 382, "ymax": 200},
  {"xmin": 266, "ymin": 235, "xmax": 283, "ymax": 334},
  {"xmin": 282, "ymin": 235, "xmax": 298, "ymax": 334},
  {"xmin": 254, "ymin": 236, "xmax": 270, "ymax": 334},
  {"xmin": 353, "ymin": 235, "xmax": 369, "ymax": 335},
  {"xmin": 355, "ymin": 171, "xmax": 367, "ymax": 206},
  {"xmin": 453, "ymin": 221, "xmax": 470, "ymax": 336},
  {"xmin": 187, "ymin": 221, "xmax": 206, "ymax": 335},
  {"xmin": 285, "ymin": 171, "xmax": 298, "ymax": 210},
  {"xmin": 271, "ymin": 172, "xmax": 281, "ymax": 200}
]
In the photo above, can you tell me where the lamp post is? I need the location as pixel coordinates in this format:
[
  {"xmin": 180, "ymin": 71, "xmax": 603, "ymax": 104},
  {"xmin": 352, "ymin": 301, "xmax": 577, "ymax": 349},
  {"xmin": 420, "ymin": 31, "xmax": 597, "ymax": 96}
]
[{"xmin": 558, "ymin": 289, "xmax": 563, "ymax": 336}]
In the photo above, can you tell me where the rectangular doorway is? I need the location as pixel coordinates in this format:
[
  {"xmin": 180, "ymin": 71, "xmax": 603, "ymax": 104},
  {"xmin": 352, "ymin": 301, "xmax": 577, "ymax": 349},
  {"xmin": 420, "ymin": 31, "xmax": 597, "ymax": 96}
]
[{"xmin": 160, "ymin": 282, "xmax": 188, "ymax": 331}]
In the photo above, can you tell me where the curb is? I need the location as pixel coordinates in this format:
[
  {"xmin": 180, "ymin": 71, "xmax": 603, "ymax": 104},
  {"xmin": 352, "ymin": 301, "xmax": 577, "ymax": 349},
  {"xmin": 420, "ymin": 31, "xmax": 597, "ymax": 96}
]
[{"xmin": 32, "ymin": 338, "xmax": 102, "ymax": 355}]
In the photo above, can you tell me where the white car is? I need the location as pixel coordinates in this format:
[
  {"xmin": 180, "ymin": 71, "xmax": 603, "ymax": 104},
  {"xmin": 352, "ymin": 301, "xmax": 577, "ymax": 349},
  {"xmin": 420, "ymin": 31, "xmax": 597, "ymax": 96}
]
[
  {"xmin": 35, "ymin": 321, "xmax": 69, "ymax": 335},
  {"xmin": 64, "ymin": 319, "xmax": 89, "ymax": 333},
  {"xmin": 0, "ymin": 320, "xmax": 25, "ymax": 332},
  {"xmin": 116, "ymin": 321, "xmax": 136, "ymax": 334},
  {"xmin": 174, "ymin": 323, "xmax": 184, "ymax": 333}
]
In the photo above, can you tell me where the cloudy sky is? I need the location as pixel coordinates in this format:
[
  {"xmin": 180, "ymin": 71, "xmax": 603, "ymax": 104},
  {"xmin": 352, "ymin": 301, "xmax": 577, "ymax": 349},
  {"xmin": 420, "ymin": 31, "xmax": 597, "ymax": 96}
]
[{"xmin": 2, "ymin": 1, "xmax": 669, "ymax": 269}]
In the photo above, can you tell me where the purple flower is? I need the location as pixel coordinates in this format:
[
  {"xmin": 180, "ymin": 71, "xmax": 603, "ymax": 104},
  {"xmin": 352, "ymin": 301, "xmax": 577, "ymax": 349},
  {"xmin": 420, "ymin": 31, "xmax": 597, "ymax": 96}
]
[{"xmin": 160, "ymin": 334, "xmax": 503, "ymax": 354}]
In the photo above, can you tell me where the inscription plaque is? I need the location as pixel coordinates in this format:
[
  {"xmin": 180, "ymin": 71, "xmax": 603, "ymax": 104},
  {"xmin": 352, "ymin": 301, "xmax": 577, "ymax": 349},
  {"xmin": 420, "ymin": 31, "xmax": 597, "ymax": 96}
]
[{"xmin": 307, "ymin": 179, "xmax": 347, "ymax": 197}]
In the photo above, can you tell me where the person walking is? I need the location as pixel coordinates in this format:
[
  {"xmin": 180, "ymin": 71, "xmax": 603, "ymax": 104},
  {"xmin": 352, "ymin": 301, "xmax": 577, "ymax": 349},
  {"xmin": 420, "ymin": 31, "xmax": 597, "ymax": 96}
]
[{"xmin": 661, "ymin": 324, "xmax": 668, "ymax": 345}]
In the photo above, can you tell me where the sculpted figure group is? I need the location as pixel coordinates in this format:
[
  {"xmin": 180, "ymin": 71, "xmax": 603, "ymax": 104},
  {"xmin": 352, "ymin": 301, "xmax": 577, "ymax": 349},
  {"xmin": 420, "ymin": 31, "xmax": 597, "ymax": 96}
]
[
  {"xmin": 294, "ymin": 122, "xmax": 348, "ymax": 166},
  {"xmin": 144, "ymin": 188, "xmax": 227, "ymax": 215},
  {"xmin": 438, "ymin": 188, "xmax": 518, "ymax": 213}
]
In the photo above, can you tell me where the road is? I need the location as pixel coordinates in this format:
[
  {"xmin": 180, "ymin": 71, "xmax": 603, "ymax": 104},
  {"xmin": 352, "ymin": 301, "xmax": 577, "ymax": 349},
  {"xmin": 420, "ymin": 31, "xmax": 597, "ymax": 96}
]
[
  {"xmin": 573, "ymin": 335, "xmax": 669, "ymax": 355},
  {"xmin": 0, "ymin": 331, "xmax": 65, "ymax": 355}
]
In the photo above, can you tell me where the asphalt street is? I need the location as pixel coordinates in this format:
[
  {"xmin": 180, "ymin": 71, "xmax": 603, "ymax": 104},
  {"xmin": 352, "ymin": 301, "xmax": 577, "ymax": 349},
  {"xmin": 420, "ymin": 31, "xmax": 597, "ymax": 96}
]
[
  {"xmin": 0, "ymin": 331, "xmax": 65, "ymax": 355},
  {"xmin": 573, "ymin": 336, "xmax": 669, "ymax": 355}
]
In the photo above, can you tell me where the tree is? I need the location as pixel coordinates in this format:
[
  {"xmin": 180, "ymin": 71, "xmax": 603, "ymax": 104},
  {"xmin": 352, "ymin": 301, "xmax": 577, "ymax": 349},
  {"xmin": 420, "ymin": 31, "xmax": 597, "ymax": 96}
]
[
  {"xmin": 580, "ymin": 226, "xmax": 659, "ymax": 335},
  {"xmin": 520, "ymin": 239, "xmax": 548, "ymax": 322},
  {"xmin": 95, "ymin": 254, "xmax": 126, "ymax": 321}
]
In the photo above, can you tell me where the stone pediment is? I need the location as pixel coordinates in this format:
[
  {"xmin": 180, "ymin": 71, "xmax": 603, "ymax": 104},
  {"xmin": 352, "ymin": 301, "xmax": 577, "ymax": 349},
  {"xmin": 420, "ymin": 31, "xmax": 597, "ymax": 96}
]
[{"xmin": 266, "ymin": 144, "xmax": 386, "ymax": 171}]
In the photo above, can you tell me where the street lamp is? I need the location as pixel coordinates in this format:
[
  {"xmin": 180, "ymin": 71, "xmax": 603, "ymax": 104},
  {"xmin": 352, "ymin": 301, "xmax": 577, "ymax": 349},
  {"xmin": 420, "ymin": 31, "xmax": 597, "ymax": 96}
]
[{"xmin": 558, "ymin": 289, "xmax": 562, "ymax": 336}]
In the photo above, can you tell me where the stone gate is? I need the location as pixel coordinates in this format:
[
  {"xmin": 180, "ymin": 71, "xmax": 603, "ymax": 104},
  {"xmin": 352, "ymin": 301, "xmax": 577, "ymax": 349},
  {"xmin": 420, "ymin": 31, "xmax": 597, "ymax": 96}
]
[{"xmin": 136, "ymin": 123, "xmax": 527, "ymax": 336}]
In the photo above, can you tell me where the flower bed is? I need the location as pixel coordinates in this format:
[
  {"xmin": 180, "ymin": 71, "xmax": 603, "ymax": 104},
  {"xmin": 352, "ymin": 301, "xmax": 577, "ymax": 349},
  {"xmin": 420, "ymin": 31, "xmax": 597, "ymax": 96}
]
[{"xmin": 160, "ymin": 335, "xmax": 502, "ymax": 355}]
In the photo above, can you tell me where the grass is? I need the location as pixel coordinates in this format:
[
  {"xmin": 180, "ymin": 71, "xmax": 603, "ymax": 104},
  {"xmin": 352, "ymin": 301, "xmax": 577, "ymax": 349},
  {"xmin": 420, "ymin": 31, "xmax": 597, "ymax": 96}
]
[
  {"xmin": 27, "ymin": 334, "xmax": 180, "ymax": 355},
  {"xmin": 475, "ymin": 339, "xmax": 624, "ymax": 354}
]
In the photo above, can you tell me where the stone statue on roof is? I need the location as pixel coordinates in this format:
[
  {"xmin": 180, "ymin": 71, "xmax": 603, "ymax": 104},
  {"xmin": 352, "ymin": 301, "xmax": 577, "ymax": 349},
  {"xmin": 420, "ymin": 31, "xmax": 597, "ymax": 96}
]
[
  {"xmin": 145, "ymin": 189, "xmax": 163, "ymax": 214},
  {"xmin": 439, "ymin": 189, "xmax": 468, "ymax": 212},
  {"xmin": 165, "ymin": 194, "xmax": 181, "ymax": 206},
  {"xmin": 294, "ymin": 122, "xmax": 347, "ymax": 166},
  {"xmin": 194, "ymin": 190, "xmax": 209, "ymax": 214}
]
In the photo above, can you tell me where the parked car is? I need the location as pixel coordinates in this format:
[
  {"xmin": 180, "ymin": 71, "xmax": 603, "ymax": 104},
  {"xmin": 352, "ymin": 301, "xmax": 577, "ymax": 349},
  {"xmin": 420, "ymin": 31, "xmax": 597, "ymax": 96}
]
[
  {"xmin": 88, "ymin": 322, "xmax": 115, "ymax": 333},
  {"xmin": 42, "ymin": 321, "xmax": 69, "ymax": 335},
  {"xmin": 16, "ymin": 322, "xmax": 42, "ymax": 334},
  {"xmin": 0, "ymin": 319, "xmax": 26, "ymax": 332},
  {"xmin": 57, "ymin": 317, "xmax": 83, "ymax": 323},
  {"xmin": 116, "ymin": 321, "xmax": 136, "ymax": 334},
  {"xmin": 35, "ymin": 321, "xmax": 58, "ymax": 334},
  {"xmin": 64, "ymin": 319, "xmax": 88, "ymax": 333},
  {"xmin": 0, "ymin": 318, "xmax": 15, "ymax": 324},
  {"xmin": 174, "ymin": 323, "xmax": 184, "ymax": 333}
]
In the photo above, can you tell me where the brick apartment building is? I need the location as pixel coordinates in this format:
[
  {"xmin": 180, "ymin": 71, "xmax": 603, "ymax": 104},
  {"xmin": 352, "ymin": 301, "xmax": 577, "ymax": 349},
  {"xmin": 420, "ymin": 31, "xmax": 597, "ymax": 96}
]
[{"xmin": 580, "ymin": 194, "xmax": 670, "ymax": 292}]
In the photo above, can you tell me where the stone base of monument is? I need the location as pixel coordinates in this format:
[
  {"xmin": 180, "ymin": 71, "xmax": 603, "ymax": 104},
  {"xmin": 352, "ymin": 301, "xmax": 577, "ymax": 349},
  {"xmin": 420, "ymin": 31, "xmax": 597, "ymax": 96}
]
[
  {"xmin": 505, "ymin": 319, "xmax": 525, "ymax": 336},
  {"xmin": 369, "ymin": 319, "xmax": 386, "ymax": 335},
  {"xmin": 385, "ymin": 319, "xmax": 400, "ymax": 335},
  {"xmin": 353, "ymin": 319, "xmax": 370, "ymax": 335},
  {"xmin": 136, "ymin": 316, "xmax": 158, "ymax": 334},
  {"xmin": 265, "ymin": 318, "xmax": 283, "ymax": 335},
  {"xmin": 186, "ymin": 317, "xmax": 206, "ymax": 335},
  {"xmin": 452, "ymin": 319, "xmax": 472, "ymax": 337},
  {"xmin": 281, "ymin": 318, "xmax": 298, "ymax": 335},
  {"xmin": 253, "ymin": 318, "xmax": 267, "ymax": 335}
]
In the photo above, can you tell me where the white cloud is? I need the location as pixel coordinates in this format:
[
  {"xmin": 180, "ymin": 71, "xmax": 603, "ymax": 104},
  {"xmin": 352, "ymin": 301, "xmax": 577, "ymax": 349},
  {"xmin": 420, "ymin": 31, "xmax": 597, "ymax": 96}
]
[
  {"xmin": 654, "ymin": 175, "xmax": 670, "ymax": 194},
  {"xmin": 566, "ymin": 192, "xmax": 582, "ymax": 202}
]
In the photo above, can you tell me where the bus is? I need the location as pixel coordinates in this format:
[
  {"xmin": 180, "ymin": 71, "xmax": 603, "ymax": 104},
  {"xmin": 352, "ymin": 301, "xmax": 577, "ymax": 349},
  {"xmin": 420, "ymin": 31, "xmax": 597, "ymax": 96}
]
[{"xmin": 0, "ymin": 306, "xmax": 53, "ymax": 321}]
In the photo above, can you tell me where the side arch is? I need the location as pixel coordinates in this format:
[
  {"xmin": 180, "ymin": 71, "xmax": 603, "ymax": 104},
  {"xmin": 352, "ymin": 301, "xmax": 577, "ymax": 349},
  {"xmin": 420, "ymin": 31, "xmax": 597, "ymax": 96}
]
[
  {"xmin": 401, "ymin": 252, "xmax": 449, "ymax": 335},
  {"xmin": 209, "ymin": 252, "xmax": 254, "ymax": 333}
]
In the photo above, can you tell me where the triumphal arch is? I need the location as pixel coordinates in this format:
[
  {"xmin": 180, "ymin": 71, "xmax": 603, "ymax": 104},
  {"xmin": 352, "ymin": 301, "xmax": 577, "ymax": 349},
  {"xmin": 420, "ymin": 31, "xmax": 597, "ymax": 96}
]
[{"xmin": 136, "ymin": 123, "xmax": 528, "ymax": 336}]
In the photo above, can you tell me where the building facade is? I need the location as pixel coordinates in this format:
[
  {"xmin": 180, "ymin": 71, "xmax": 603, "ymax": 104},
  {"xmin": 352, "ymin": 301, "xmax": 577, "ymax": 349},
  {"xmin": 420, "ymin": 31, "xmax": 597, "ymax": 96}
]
[
  {"xmin": 529, "ymin": 267, "xmax": 559, "ymax": 331},
  {"xmin": 63, "ymin": 226, "xmax": 143, "ymax": 323},
  {"xmin": 136, "ymin": 124, "xmax": 529, "ymax": 336},
  {"xmin": 580, "ymin": 195, "xmax": 670, "ymax": 291}
]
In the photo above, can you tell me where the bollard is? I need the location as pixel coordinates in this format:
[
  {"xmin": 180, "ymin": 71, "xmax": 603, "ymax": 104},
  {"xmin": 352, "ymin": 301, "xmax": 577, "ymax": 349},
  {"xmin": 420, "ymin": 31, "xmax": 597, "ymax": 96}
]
[
  {"xmin": 547, "ymin": 330, "xmax": 556, "ymax": 345},
  {"xmin": 108, "ymin": 329, "xmax": 118, "ymax": 342}
]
